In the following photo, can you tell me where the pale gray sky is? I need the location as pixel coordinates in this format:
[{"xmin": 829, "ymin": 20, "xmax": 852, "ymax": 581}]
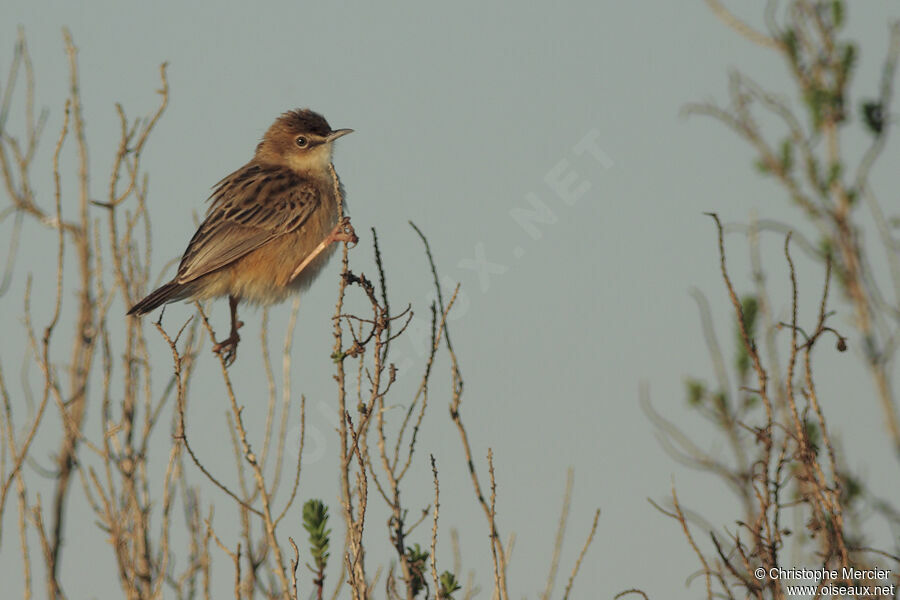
[{"xmin": 2, "ymin": 1, "xmax": 899, "ymax": 598}]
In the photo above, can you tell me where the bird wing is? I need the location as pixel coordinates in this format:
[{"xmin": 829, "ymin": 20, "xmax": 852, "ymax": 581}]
[{"xmin": 175, "ymin": 163, "xmax": 321, "ymax": 284}]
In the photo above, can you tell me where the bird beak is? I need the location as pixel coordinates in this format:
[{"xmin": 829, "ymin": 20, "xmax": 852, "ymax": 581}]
[{"xmin": 326, "ymin": 128, "xmax": 354, "ymax": 142}]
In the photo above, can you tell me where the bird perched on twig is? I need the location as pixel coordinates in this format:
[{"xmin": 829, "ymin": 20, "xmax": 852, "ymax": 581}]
[{"xmin": 127, "ymin": 109, "xmax": 356, "ymax": 365}]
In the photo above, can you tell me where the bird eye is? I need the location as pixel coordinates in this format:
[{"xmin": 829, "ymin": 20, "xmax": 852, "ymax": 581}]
[{"xmin": 295, "ymin": 136, "xmax": 308, "ymax": 148}]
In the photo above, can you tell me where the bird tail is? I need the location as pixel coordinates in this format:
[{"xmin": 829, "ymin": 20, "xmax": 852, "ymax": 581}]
[{"xmin": 127, "ymin": 282, "xmax": 190, "ymax": 315}]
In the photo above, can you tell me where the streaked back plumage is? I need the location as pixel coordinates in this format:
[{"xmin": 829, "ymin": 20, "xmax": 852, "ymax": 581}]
[{"xmin": 126, "ymin": 108, "xmax": 346, "ymax": 317}]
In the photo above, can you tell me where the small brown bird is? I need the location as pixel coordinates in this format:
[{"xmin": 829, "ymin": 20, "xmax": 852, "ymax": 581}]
[{"xmin": 128, "ymin": 109, "xmax": 355, "ymax": 364}]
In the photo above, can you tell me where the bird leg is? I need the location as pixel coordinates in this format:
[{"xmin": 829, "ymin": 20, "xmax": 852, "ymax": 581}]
[
  {"xmin": 212, "ymin": 294, "xmax": 243, "ymax": 366},
  {"xmin": 289, "ymin": 216, "xmax": 358, "ymax": 282}
]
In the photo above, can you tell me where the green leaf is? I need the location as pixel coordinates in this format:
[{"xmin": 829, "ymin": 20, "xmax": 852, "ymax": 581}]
[
  {"xmin": 840, "ymin": 43, "xmax": 856, "ymax": 77},
  {"xmin": 735, "ymin": 296, "xmax": 758, "ymax": 378},
  {"xmin": 405, "ymin": 544, "xmax": 429, "ymax": 597},
  {"xmin": 303, "ymin": 500, "xmax": 331, "ymax": 571},
  {"xmin": 713, "ymin": 391, "xmax": 728, "ymax": 417},
  {"xmin": 739, "ymin": 296, "xmax": 758, "ymax": 340},
  {"xmin": 827, "ymin": 162, "xmax": 842, "ymax": 187},
  {"xmin": 685, "ymin": 379, "xmax": 706, "ymax": 406},
  {"xmin": 782, "ymin": 29, "xmax": 799, "ymax": 64},
  {"xmin": 439, "ymin": 571, "xmax": 462, "ymax": 599},
  {"xmin": 804, "ymin": 419, "xmax": 821, "ymax": 450},
  {"xmin": 804, "ymin": 87, "xmax": 829, "ymax": 130},
  {"xmin": 780, "ymin": 138, "xmax": 794, "ymax": 172},
  {"xmin": 839, "ymin": 471, "xmax": 863, "ymax": 504},
  {"xmin": 832, "ymin": 0, "xmax": 845, "ymax": 28}
]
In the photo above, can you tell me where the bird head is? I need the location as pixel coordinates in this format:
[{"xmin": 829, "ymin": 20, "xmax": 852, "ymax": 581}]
[{"xmin": 256, "ymin": 109, "xmax": 352, "ymax": 174}]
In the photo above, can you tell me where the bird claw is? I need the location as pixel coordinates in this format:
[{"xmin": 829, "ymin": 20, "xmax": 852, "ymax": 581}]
[
  {"xmin": 212, "ymin": 321, "xmax": 243, "ymax": 367},
  {"xmin": 328, "ymin": 217, "xmax": 358, "ymax": 248},
  {"xmin": 289, "ymin": 218, "xmax": 358, "ymax": 284}
]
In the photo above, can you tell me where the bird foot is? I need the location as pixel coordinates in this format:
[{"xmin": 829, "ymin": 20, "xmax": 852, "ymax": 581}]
[
  {"xmin": 288, "ymin": 217, "xmax": 358, "ymax": 283},
  {"xmin": 212, "ymin": 320, "xmax": 243, "ymax": 366},
  {"xmin": 327, "ymin": 217, "xmax": 358, "ymax": 246}
]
